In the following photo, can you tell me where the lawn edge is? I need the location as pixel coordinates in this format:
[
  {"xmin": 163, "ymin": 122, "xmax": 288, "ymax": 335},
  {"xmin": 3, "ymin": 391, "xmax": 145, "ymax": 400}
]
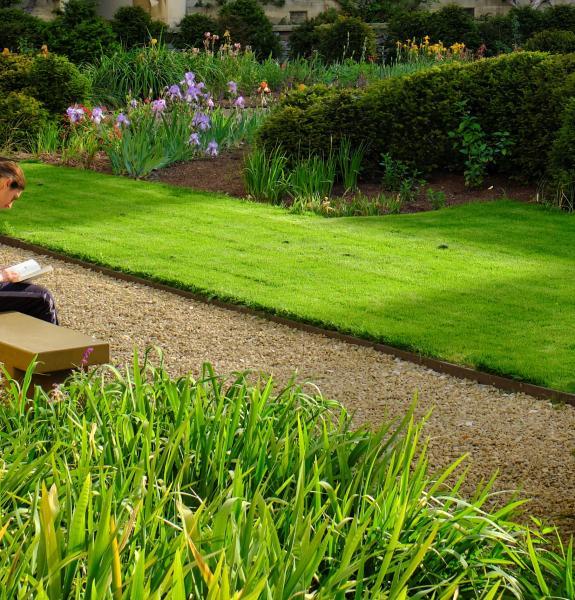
[{"xmin": 2, "ymin": 234, "xmax": 574, "ymax": 406}]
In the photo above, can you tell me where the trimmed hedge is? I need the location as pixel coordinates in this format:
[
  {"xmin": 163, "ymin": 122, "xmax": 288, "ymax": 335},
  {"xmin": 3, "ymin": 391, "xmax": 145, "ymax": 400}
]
[
  {"xmin": 524, "ymin": 29, "xmax": 575, "ymax": 53},
  {"xmin": 258, "ymin": 52, "xmax": 575, "ymax": 181}
]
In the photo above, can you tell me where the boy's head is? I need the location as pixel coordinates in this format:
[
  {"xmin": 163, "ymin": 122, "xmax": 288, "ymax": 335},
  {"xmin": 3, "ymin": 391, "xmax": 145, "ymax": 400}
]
[{"xmin": 0, "ymin": 158, "xmax": 26, "ymax": 209}]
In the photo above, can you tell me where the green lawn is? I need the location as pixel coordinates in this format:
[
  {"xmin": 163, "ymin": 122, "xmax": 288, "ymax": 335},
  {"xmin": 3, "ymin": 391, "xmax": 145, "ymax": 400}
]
[{"xmin": 4, "ymin": 163, "xmax": 575, "ymax": 392}]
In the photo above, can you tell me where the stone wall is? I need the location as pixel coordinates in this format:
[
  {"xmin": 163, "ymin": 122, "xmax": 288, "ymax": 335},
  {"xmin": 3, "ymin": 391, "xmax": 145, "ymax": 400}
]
[{"xmin": 29, "ymin": 0, "xmax": 575, "ymax": 28}]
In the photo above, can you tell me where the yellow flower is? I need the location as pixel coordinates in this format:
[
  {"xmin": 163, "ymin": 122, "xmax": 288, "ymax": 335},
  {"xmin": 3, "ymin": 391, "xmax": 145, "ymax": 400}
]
[
  {"xmin": 150, "ymin": 38, "xmax": 158, "ymax": 45},
  {"xmin": 298, "ymin": 83, "xmax": 306, "ymax": 91},
  {"xmin": 2, "ymin": 48, "xmax": 9, "ymax": 55}
]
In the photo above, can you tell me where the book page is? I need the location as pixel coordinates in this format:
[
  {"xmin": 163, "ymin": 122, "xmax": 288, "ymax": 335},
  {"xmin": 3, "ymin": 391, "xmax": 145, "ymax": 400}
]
[{"xmin": 8, "ymin": 259, "xmax": 41, "ymax": 282}]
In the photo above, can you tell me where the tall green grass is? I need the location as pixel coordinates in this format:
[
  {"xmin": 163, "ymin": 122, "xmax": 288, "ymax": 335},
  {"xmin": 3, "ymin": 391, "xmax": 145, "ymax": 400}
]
[
  {"xmin": 0, "ymin": 354, "xmax": 572, "ymax": 598},
  {"xmin": 84, "ymin": 45, "xmax": 444, "ymax": 108}
]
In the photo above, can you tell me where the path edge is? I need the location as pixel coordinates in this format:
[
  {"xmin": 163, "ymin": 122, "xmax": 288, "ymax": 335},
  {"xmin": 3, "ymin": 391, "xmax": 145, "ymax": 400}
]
[{"xmin": 3, "ymin": 234, "xmax": 574, "ymax": 406}]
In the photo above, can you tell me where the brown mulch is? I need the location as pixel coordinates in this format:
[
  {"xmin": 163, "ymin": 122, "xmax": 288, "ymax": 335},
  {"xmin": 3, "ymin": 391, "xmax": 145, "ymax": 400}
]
[
  {"xmin": 31, "ymin": 149, "xmax": 538, "ymax": 212},
  {"xmin": 148, "ymin": 150, "xmax": 538, "ymax": 210}
]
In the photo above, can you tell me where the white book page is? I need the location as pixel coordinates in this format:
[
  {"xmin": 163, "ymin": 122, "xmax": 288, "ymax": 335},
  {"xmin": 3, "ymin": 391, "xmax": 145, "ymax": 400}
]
[{"xmin": 8, "ymin": 259, "xmax": 41, "ymax": 281}]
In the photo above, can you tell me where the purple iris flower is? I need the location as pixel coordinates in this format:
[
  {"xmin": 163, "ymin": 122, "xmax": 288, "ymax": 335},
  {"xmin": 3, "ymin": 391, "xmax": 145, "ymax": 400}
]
[
  {"xmin": 233, "ymin": 95, "xmax": 245, "ymax": 109},
  {"xmin": 152, "ymin": 99, "xmax": 167, "ymax": 113},
  {"xmin": 183, "ymin": 71, "xmax": 195, "ymax": 86},
  {"xmin": 206, "ymin": 140, "xmax": 218, "ymax": 157},
  {"xmin": 66, "ymin": 106, "xmax": 84, "ymax": 124},
  {"xmin": 130, "ymin": 99, "xmax": 138, "ymax": 108},
  {"xmin": 188, "ymin": 132, "xmax": 201, "ymax": 146},
  {"xmin": 185, "ymin": 84, "xmax": 202, "ymax": 104},
  {"xmin": 116, "ymin": 113, "xmax": 130, "ymax": 127},
  {"xmin": 91, "ymin": 106, "xmax": 104, "ymax": 124},
  {"xmin": 192, "ymin": 112, "xmax": 210, "ymax": 131},
  {"xmin": 206, "ymin": 97, "xmax": 215, "ymax": 109},
  {"xmin": 227, "ymin": 80, "xmax": 238, "ymax": 95},
  {"xmin": 167, "ymin": 84, "xmax": 182, "ymax": 99}
]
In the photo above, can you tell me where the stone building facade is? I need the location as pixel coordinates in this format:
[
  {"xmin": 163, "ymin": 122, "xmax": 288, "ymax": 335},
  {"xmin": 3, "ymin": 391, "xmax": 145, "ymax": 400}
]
[{"xmin": 29, "ymin": 0, "xmax": 575, "ymax": 28}]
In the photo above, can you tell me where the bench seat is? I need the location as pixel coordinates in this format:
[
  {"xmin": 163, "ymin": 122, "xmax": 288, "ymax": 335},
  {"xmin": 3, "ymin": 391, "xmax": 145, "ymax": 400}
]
[{"xmin": 0, "ymin": 311, "xmax": 109, "ymax": 391}]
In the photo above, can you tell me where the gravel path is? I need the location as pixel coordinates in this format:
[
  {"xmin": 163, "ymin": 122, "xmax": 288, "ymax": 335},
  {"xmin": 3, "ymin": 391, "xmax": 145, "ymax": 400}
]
[{"xmin": 4, "ymin": 244, "xmax": 575, "ymax": 534}]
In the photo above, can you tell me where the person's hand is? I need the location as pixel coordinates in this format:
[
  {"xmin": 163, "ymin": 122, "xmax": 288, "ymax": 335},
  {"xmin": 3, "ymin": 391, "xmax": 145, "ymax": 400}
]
[{"xmin": 0, "ymin": 268, "xmax": 20, "ymax": 283}]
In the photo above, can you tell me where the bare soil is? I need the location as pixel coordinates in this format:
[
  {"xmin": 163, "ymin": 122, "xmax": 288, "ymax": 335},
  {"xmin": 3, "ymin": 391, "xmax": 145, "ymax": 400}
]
[{"xmin": 36, "ymin": 150, "xmax": 538, "ymax": 213}]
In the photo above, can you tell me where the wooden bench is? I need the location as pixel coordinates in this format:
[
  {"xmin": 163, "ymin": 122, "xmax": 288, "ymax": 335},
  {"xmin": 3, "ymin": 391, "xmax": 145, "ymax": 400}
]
[{"xmin": 0, "ymin": 312, "xmax": 109, "ymax": 393}]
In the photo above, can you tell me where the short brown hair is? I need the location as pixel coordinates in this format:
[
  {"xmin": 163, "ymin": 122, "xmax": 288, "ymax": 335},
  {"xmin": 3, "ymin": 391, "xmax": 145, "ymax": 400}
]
[{"xmin": 0, "ymin": 158, "xmax": 25, "ymax": 190}]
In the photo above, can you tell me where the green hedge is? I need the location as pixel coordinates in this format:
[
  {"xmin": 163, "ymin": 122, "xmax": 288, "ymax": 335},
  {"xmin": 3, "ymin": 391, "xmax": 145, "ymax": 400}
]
[
  {"xmin": 258, "ymin": 52, "xmax": 575, "ymax": 181},
  {"xmin": 387, "ymin": 4, "xmax": 575, "ymax": 56}
]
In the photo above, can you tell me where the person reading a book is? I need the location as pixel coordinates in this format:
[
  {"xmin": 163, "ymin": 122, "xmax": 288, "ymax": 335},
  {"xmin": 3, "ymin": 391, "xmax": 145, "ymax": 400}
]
[{"xmin": 0, "ymin": 158, "xmax": 59, "ymax": 324}]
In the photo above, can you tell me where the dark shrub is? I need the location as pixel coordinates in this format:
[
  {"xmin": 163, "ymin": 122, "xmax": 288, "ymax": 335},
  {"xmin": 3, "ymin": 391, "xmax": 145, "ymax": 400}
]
[
  {"xmin": 428, "ymin": 4, "xmax": 481, "ymax": 49},
  {"xmin": 27, "ymin": 53, "xmax": 89, "ymax": 115},
  {"xmin": 548, "ymin": 97, "xmax": 575, "ymax": 192},
  {"xmin": 508, "ymin": 6, "xmax": 546, "ymax": 43},
  {"xmin": 0, "ymin": 8, "xmax": 45, "ymax": 51},
  {"xmin": 476, "ymin": 14, "xmax": 514, "ymax": 56},
  {"xmin": 0, "ymin": 92, "xmax": 49, "ymax": 149},
  {"xmin": 175, "ymin": 13, "xmax": 220, "ymax": 49},
  {"xmin": 111, "ymin": 6, "xmax": 166, "ymax": 48},
  {"xmin": 288, "ymin": 9, "xmax": 338, "ymax": 59},
  {"xmin": 525, "ymin": 29, "xmax": 575, "ymax": 53},
  {"xmin": 542, "ymin": 5, "xmax": 575, "ymax": 33},
  {"xmin": 45, "ymin": 0, "xmax": 118, "ymax": 64},
  {"xmin": 0, "ymin": 53, "xmax": 34, "ymax": 94},
  {"xmin": 219, "ymin": 0, "xmax": 280, "ymax": 58},
  {"xmin": 259, "ymin": 52, "xmax": 575, "ymax": 181},
  {"xmin": 386, "ymin": 9, "xmax": 430, "ymax": 47},
  {"xmin": 317, "ymin": 16, "xmax": 376, "ymax": 62}
]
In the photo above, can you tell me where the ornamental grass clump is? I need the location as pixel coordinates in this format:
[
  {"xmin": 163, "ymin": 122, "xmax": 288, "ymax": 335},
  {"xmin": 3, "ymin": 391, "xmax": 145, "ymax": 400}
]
[{"xmin": 1, "ymin": 352, "xmax": 571, "ymax": 598}]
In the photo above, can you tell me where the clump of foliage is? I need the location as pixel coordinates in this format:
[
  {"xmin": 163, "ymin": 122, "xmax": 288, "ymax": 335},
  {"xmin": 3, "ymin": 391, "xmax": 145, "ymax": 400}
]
[
  {"xmin": 525, "ymin": 29, "xmax": 575, "ymax": 53},
  {"xmin": 317, "ymin": 15, "xmax": 377, "ymax": 63},
  {"xmin": 288, "ymin": 9, "xmax": 339, "ymax": 59},
  {"xmin": 0, "ymin": 8, "xmax": 45, "ymax": 51},
  {"xmin": 259, "ymin": 52, "xmax": 575, "ymax": 183},
  {"xmin": 219, "ymin": 0, "xmax": 280, "ymax": 58},
  {"xmin": 448, "ymin": 101, "xmax": 512, "ymax": 188},
  {"xmin": 0, "ymin": 91, "xmax": 49, "ymax": 149},
  {"xmin": 0, "ymin": 354, "xmax": 572, "ymax": 597},
  {"xmin": 175, "ymin": 13, "xmax": 221, "ymax": 49},
  {"xmin": 111, "ymin": 6, "xmax": 167, "ymax": 49},
  {"xmin": 0, "ymin": 52, "xmax": 87, "ymax": 150},
  {"xmin": 44, "ymin": 0, "xmax": 118, "ymax": 64}
]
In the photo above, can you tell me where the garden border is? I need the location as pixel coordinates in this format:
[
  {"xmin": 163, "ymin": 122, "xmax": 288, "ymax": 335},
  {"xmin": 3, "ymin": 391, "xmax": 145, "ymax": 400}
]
[{"xmin": 3, "ymin": 234, "xmax": 575, "ymax": 407}]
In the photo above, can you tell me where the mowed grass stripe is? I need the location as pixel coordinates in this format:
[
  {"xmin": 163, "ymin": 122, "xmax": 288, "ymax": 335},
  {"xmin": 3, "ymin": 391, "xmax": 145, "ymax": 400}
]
[{"xmin": 4, "ymin": 163, "xmax": 575, "ymax": 391}]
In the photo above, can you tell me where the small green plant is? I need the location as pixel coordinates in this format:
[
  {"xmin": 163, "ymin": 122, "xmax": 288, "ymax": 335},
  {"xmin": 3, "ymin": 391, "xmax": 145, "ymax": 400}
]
[
  {"xmin": 288, "ymin": 155, "xmax": 337, "ymax": 205},
  {"xmin": 32, "ymin": 121, "xmax": 63, "ymax": 156},
  {"xmin": 380, "ymin": 152, "xmax": 423, "ymax": 203},
  {"xmin": 448, "ymin": 102, "xmax": 512, "ymax": 188},
  {"xmin": 243, "ymin": 146, "xmax": 287, "ymax": 204},
  {"xmin": 337, "ymin": 137, "xmax": 365, "ymax": 193},
  {"xmin": 381, "ymin": 191, "xmax": 404, "ymax": 214},
  {"xmin": 426, "ymin": 187, "xmax": 447, "ymax": 210}
]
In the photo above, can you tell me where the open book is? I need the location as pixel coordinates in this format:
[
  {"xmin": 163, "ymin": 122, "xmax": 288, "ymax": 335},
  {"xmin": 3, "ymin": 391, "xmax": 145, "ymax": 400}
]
[{"xmin": 4, "ymin": 259, "xmax": 54, "ymax": 283}]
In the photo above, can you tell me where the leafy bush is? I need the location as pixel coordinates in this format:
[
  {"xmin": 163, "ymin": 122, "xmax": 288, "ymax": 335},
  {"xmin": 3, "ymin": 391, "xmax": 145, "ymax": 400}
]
[
  {"xmin": 27, "ymin": 53, "xmax": 89, "ymax": 115},
  {"xmin": 0, "ymin": 92, "xmax": 49, "ymax": 149},
  {"xmin": 525, "ymin": 29, "xmax": 575, "ymax": 53},
  {"xmin": 288, "ymin": 9, "xmax": 338, "ymax": 59},
  {"xmin": 44, "ymin": 0, "xmax": 118, "ymax": 64},
  {"xmin": 0, "ymin": 8, "xmax": 45, "ymax": 51},
  {"xmin": 259, "ymin": 52, "xmax": 575, "ymax": 182},
  {"xmin": 111, "ymin": 6, "xmax": 166, "ymax": 49},
  {"xmin": 175, "ymin": 13, "xmax": 221, "ymax": 49},
  {"xmin": 0, "ymin": 356, "xmax": 572, "ymax": 597},
  {"xmin": 546, "ymin": 96, "xmax": 575, "ymax": 210},
  {"xmin": 429, "ymin": 4, "xmax": 482, "ymax": 49},
  {"xmin": 317, "ymin": 15, "xmax": 376, "ymax": 63},
  {"xmin": 219, "ymin": 0, "xmax": 280, "ymax": 59},
  {"xmin": 0, "ymin": 52, "xmax": 87, "ymax": 117}
]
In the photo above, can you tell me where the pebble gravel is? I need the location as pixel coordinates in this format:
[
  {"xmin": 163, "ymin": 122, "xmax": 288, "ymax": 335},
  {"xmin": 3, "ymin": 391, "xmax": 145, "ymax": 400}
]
[{"xmin": 3, "ymin": 244, "xmax": 575, "ymax": 535}]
